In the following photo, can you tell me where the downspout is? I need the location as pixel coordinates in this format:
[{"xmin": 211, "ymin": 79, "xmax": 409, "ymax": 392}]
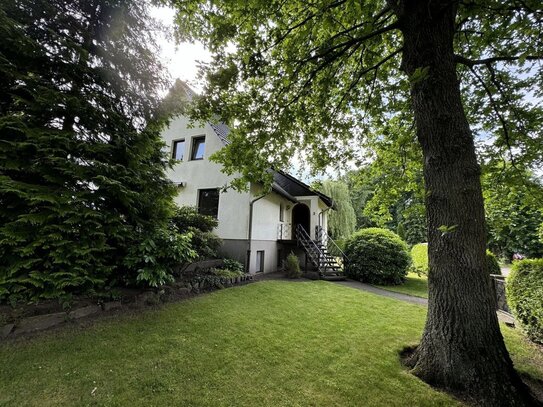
[{"xmin": 247, "ymin": 193, "xmax": 268, "ymax": 273}]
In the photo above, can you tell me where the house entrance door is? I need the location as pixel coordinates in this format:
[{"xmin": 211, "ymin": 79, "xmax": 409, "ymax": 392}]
[{"xmin": 292, "ymin": 203, "xmax": 311, "ymax": 239}]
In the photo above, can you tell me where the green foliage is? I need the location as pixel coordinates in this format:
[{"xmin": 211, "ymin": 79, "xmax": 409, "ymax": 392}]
[
  {"xmin": 284, "ymin": 252, "xmax": 302, "ymax": 279},
  {"xmin": 221, "ymin": 259, "xmax": 244, "ymax": 274},
  {"xmin": 409, "ymin": 243, "xmax": 429, "ymax": 276},
  {"xmin": 408, "ymin": 243, "xmax": 500, "ymax": 276},
  {"xmin": 123, "ymin": 228, "xmax": 196, "ymax": 288},
  {"xmin": 344, "ymin": 228, "xmax": 411, "ymax": 285},
  {"xmin": 507, "ymin": 259, "xmax": 543, "ymax": 344},
  {"xmin": 171, "ymin": 206, "xmax": 222, "ymax": 260},
  {"xmin": 314, "ymin": 180, "xmax": 356, "ymax": 239},
  {"xmin": 486, "ymin": 250, "xmax": 501, "ymax": 276},
  {"xmin": 210, "ymin": 268, "xmax": 243, "ymax": 279},
  {"xmin": 0, "ymin": 0, "xmax": 176, "ymax": 302},
  {"xmin": 208, "ymin": 259, "xmax": 245, "ymax": 279},
  {"xmin": 171, "ymin": 206, "xmax": 219, "ymax": 233},
  {"xmin": 483, "ymin": 169, "xmax": 543, "ymax": 260}
]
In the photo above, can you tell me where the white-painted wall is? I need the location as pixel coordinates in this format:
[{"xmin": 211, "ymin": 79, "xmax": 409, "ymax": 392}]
[
  {"xmin": 162, "ymin": 116, "xmax": 251, "ymax": 240},
  {"xmin": 161, "ymin": 114, "xmax": 332, "ymax": 274}
]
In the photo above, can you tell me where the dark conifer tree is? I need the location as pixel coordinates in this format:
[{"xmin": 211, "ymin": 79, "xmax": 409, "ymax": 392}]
[{"xmin": 0, "ymin": 0, "xmax": 178, "ymax": 301}]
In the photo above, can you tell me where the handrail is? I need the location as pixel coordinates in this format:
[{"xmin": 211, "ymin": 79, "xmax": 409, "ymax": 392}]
[
  {"xmin": 315, "ymin": 225, "xmax": 348, "ymax": 260},
  {"xmin": 296, "ymin": 224, "xmax": 324, "ymax": 268}
]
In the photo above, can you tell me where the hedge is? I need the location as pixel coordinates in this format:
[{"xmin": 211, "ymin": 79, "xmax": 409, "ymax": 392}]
[{"xmin": 507, "ymin": 259, "xmax": 543, "ymax": 344}]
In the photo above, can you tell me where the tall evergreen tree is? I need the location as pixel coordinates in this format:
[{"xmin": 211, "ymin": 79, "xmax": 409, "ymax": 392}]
[{"xmin": 0, "ymin": 0, "xmax": 177, "ymax": 302}]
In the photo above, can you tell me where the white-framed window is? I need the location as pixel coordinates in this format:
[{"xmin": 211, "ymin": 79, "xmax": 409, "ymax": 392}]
[{"xmin": 279, "ymin": 203, "xmax": 284, "ymax": 222}]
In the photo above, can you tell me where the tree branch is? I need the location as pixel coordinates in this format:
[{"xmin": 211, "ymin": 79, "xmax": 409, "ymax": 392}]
[
  {"xmin": 455, "ymin": 54, "xmax": 543, "ymax": 67},
  {"xmin": 467, "ymin": 66, "xmax": 517, "ymax": 166}
]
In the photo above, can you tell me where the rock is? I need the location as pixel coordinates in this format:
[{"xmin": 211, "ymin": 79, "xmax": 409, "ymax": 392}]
[
  {"xmin": 136, "ymin": 291, "xmax": 161, "ymax": 306},
  {"xmin": 102, "ymin": 301, "xmax": 122, "ymax": 311},
  {"xmin": 1, "ymin": 323, "xmax": 15, "ymax": 339},
  {"xmin": 14, "ymin": 312, "xmax": 66, "ymax": 334},
  {"xmin": 177, "ymin": 288, "xmax": 190, "ymax": 296},
  {"xmin": 69, "ymin": 305, "xmax": 101, "ymax": 320}
]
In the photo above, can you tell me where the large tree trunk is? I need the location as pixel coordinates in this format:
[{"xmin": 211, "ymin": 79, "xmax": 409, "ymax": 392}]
[{"xmin": 396, "ymin": 1, "xmax": 539, "ymax": 405}]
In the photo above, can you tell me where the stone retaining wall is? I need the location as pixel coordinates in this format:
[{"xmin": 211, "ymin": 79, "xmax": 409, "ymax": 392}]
[{"xmin": 1, "ymin": 274, "xmax": 254, "ymax": 340}]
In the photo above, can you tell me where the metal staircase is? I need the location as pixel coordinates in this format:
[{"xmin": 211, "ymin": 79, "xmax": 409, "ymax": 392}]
[{"xmin": 295, "ymin": 224, "xmax": 346, "ymax": 281}]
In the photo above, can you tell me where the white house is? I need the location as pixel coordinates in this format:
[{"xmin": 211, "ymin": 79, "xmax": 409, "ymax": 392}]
[{"xmin": 160, "ymin": 82, "xmax": 341, "ymax": 276}]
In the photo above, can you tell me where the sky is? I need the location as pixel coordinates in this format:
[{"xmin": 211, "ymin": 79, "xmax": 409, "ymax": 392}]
[{"xmin": 150, "ymin": 6, "xmax": 210, "ymax": 92}]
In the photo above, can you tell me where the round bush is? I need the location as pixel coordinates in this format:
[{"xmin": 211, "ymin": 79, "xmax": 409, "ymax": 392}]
[
  {"xmin": 486, "ymin": 250, "xmax": 501, "ymax": 275},
  {"xmin": 507, "ymin": 259, "xmax": 543, "ymax": 344},
  {"xmin": 344, "ymin": 228, "xmax": 410, "ymax": 285}
]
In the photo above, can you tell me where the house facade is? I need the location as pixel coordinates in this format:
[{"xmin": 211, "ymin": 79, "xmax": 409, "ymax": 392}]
[{"xmin": 160, "ymin": 86, "xmax": 334, "ymax": 274}]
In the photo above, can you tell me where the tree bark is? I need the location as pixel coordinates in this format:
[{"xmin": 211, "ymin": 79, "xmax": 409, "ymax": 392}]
[{"xmin": 396, "ymin": 1, "xmax": 539, "ymax": 405}]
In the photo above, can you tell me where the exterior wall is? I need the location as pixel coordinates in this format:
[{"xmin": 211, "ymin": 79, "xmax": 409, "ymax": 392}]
[
  {"xmin": 251, "ymin": 184, "xmax": 293, "ymax": 241},
  {"xmin": 294, "ymin": 196, "xmax": 329, "ymax": 239},
  {"xmin": 161, "ymin": 115, "xmax": 332, "ymax": 274},
  {"xmin": 162, "ymin": 116, "xmax": 251, "ymax": 240}
]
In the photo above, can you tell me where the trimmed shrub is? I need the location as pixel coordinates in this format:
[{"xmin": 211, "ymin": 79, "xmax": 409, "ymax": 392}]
[
  {"xmin": 507, "ymin": 259, "xmax": 543, "ymax": 344},
  {"xmin": 284, "ymin": 252, "xmax": 302, "ymax": 279},
  {"xmin": 409, "ymin": 243, "xmax": 429, "ymax": 276},
  {"xmin": 344, "ymin": 228, "xmax": 410, "ymax": 285},
  {"xmin": 486, "ymin": 250, "xmax": 501, "ymax": 275}
]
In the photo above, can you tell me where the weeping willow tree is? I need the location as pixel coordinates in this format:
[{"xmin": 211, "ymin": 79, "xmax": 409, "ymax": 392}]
[{"xmin": 317, "ymin": 180, "xmax": 356, "ymax": 240}]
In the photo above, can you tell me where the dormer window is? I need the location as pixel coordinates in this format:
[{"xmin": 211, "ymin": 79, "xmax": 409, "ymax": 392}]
[
  {"xmin": 172, "ymin": 139, "xmax": 185, "ymax": 160},
  {"xmin": 191, "ymin": 136, "xmax": 205, "ymax": 160}
]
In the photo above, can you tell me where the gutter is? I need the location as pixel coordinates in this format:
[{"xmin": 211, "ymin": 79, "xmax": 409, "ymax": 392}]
[{"xmin": 246, "ymin": 193, "xmax": 268, "ymax": 273}]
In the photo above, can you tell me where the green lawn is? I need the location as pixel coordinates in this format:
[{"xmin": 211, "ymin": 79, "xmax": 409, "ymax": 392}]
[
  {"xmin": 377, "ymin": 272, "xmax": 429, "ymax": 298},
  {"xmin": 1, "ymin": 281, "xmax": 541, "ymax": 406}
]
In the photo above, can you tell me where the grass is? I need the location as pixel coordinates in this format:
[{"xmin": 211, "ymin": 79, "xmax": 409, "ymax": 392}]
[
  {"xmin": 377, "ymin": 272, "xmax": 429, "ymax": 299},
  {"xmin": 0, "ymin": 281, "xmax": 541, "ymax": 406}
]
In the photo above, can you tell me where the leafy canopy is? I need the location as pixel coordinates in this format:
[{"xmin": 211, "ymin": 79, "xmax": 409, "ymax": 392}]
[{"xmin": 172, "ymin": 0, "xmax": 543, "ymax": 182}]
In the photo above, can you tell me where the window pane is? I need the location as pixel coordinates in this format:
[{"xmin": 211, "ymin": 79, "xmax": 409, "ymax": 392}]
[
  {"xmin": 198, "ymin": 189, "xmax": 219, "ymax": 218},
  {"xmin": 191, "ymin": 137, "xmax": 205, "ymax": 160},
  {"xmin": 172, "ymin": 140, "xmax": 184, "ymax": 160}
]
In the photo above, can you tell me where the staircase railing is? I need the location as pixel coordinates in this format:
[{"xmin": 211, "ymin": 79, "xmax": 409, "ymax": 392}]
[
  {"xmin": 315, "ymin": 225, "xmax": 348, "ymax": 261},
  {"xmin": 295, "ymin": 224, "xmax": 323, "ymax": 270}
]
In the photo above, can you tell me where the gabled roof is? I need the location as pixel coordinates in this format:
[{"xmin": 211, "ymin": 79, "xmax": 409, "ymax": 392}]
[
  {"xmin": 173, "ymin": 80, "xmax": 334, "ymax": 209},
  {"xmin": 177, "ymin": 80, "xmax": 230, "ymax": 144},
  {"xmin": 272, "ymin": 170, "xmax": 334, "ymax": 209}
]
